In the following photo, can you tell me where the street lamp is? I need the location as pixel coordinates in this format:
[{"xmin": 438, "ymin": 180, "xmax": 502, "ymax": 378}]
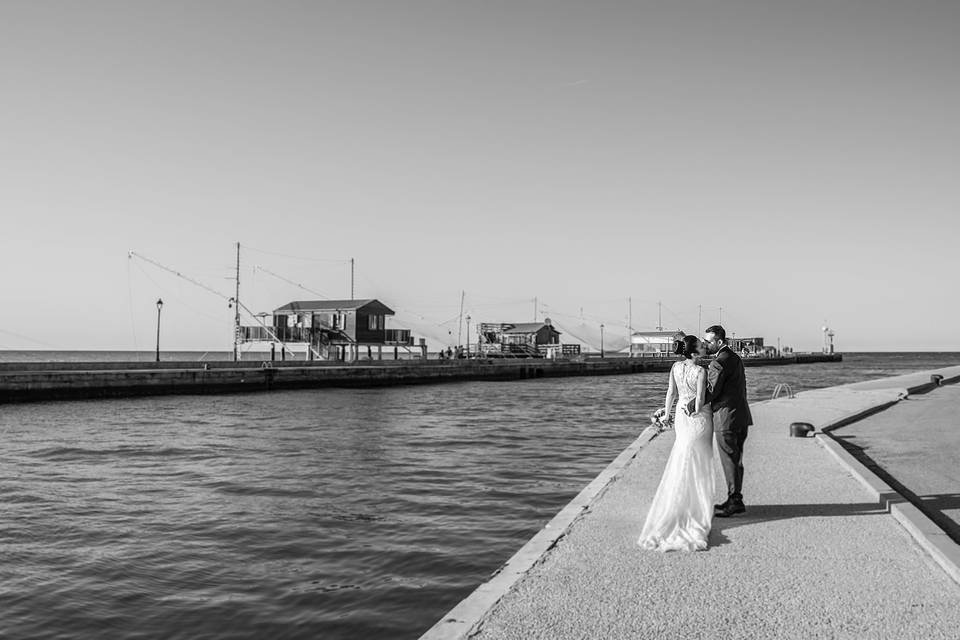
[
  {"xmin": 155, "ymin": 298, "xmax": 164, "ymax": 362},
  {"xmin": 465, "ymin": 315, "xmax": 471, "ymax": 358},
  {"xmin": 600, "ymin": 323, "xmax": 605, "ymax": 359}
]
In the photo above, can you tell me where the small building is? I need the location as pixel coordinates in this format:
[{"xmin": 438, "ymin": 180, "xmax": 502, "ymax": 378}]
[
  {"xmin": 239, "ymin": 299, "xmax": 423, "ymax": 361},
  {"xmin": 478, "ymin": 319, "xmax": 574, "ymax": 358},
  {"xmin": 729, "ymin": 336, "xmax": 765, "ymax": 356},
  {"xmin": 629, "ymin": 330, "xmax": 686, "ymax": 357}
]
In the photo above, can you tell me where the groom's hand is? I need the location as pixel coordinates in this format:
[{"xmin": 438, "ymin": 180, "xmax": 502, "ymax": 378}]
[{"xmin": 685, "ymin": 398, "xmax": 696, "ymax": 415}]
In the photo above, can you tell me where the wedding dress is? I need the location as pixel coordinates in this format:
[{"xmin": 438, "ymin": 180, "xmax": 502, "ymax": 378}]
[{"xmin": 638, "ymin": 360, "xmax": 717, "ymax": 552}]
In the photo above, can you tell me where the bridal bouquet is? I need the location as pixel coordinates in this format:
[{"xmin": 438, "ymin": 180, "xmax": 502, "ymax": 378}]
[{"xmin": 651, "ymin": 408, "xmax": 674, "ymax": 432}]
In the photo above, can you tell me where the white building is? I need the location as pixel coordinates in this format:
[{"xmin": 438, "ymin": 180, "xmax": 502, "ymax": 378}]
[{"xmin": 629, "ymin": 330, "xmax": 686, "ymax": 357}]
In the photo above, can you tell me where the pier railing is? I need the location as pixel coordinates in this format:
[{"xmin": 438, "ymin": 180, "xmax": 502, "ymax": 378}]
[
  {"xmin": 239, "ymin": 326, "xmax": 413, "ymax": 346},
  {"xmin": 239, "ymin": 325, "xmax": 313, "ymax": 342},
  {"xmin": 475, "ymin": 343, "xmax": 581, "ymax": 358}
]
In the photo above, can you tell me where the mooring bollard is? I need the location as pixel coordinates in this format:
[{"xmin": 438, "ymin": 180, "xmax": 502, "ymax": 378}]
[
  {"xmin": 789, "ymin": 422, "xmax": 815, "ymax": 437},
  {"xmin": 931, "ymin": 374, "xmax": 944, "ymax": 386}
]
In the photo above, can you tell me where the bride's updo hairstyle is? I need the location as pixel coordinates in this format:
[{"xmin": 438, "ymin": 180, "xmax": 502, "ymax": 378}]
[{"xmin": 673, "ymin": 335, "xmax": 700, "ymax": 360}]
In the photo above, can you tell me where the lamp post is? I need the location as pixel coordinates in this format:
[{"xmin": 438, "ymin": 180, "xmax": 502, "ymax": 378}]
[
  {"xmin": 600, "ymin": 323, "xmax": 605, "ymax": 359},
  {"xmin": 155, "ymin": 298, "xmax": 163, "ymax": 362},
  {"xmin": 465, "ymin": 315, "xmax": 471, "ymax": 358}
]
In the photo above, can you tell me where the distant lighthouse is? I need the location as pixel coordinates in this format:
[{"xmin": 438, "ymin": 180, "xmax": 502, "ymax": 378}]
[{"xmin": 822, "ymin": 325, "xmax": 835, "ymax": 355}]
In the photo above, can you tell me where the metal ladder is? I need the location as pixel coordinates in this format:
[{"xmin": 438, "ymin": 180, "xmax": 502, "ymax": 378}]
[{"xmin": 772, "ymin": 383, "xmax": 796, "ymax": 400}]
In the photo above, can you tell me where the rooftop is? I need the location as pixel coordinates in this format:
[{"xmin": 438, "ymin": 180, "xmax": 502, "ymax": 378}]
[
  {"xmin": 273, "ymin": 299, "xmax": 395, "ymax": 314},
  {"xmin": 502, "ymin": 322, "xmax": 559, "ymax": 335}
]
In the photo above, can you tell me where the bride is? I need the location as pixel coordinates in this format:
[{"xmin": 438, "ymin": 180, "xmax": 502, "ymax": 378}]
[{"xmin": 638, "ymin": 335, "xmax": 717, "ymax": 552}]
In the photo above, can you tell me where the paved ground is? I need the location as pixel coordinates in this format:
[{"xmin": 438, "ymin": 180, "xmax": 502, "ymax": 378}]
[
  {"xmin": 843, "ymin": 365, "xmax": 960, "ymax": 393},
  {"xmin": 471, "ymin": 385, "xmax": 960, "ymax": 640},
  {"xmin": 831, "ymin": 384, "xmax": 960, "ymax": 543}
]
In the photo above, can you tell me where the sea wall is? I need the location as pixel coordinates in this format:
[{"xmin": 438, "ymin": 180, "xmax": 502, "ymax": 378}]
[{"xmin": 0, "ymin": 353, "xmax": 842, "ymax": 403}]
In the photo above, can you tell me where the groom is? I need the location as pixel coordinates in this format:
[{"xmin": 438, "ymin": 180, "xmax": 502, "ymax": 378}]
[{"xmin": 689, "ymin": 325, "xmax": 753, "ymax": 517}]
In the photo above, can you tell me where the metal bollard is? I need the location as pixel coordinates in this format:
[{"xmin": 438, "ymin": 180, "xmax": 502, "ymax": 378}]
[{"xmin": 789, "ymin": 422, "xmax": 815, "ymax": 437}]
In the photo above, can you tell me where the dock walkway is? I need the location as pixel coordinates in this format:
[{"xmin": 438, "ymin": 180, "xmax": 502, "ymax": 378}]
[{"xmin": 424, "ymin": 367, "xmax": 960, "ymax": 639}]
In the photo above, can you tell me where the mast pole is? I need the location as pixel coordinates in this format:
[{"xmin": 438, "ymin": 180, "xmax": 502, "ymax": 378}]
[
  {"xmin": 128, "ymin": 249, "xmax": 297, "ymax": 357},
  {"xmin": 657, "ymin": 301, "xmax": 663, "ymax": 331},
  {"xmin": 457, "ymin": 291, "xmax": 465, "ymax": 350},
  {"xmin": 350, "ymin": 258, "xmax": 355, "ymax": 300},
  {"xmin": 234, "ymin": 242, "xmax": 241, "ymax": 362},
  {"xmin": 533, "ymin": 296, "xmax": 538, "ymax": 322}
]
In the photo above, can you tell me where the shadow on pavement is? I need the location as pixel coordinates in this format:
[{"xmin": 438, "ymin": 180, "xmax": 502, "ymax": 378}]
[
  {"xmin": 827, "ymin": 433, "xmax": 960, "ymax": 544},
  {"xmin": 708, "ymin": 528, "xmax": 731, "ymax": 547},
  {"xmin": 713, "ymin": 502, "xmax": 886, "ymax": 535}
]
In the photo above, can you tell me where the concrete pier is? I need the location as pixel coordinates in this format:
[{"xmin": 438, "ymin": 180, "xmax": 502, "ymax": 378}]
[
  {"xmin": 422, "ymin": 366, "xmax": 960, "ymax": 640},
  {"xmin": 0, "ymin": 353, "xmax": 839, "ymax": 403},
  {"xmin": 825, "ymin": 384, "xmax": 960, "ymax": 544}
]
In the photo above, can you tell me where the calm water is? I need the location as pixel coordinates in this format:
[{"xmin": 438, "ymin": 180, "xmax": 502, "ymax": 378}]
[{"xmin": 2, "ymin": 352, "xmax": 959, "ymax": 639}]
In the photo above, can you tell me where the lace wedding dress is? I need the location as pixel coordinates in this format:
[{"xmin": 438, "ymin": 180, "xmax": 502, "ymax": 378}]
[{"xmin": 638, "ymin": 360, "xmax": 717, "ymax": 552}]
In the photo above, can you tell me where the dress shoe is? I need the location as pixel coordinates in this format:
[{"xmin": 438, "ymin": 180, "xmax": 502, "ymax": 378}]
[
  {"xmin": 714, "ymin": 502, "xmax": 746, "ymax": 518},
  {"xmin": 714, "ymin": 499, "xmax": 730, "ymax": 512}
]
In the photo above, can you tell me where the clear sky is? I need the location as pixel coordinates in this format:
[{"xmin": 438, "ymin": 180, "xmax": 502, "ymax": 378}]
[{"xmin": 1, "ymin": 1, "xmax": 957, "ymax": 352}]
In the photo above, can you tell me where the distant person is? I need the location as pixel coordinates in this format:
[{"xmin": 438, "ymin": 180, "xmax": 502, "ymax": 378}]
[
  {"xmin": 638, "ymin": 335, "xmax": 717, "ymax": 552},
  {"xmin": 446, "ymin": 347, "xmax": 453, "ymax": 360},
  {"xmin": 697, "ymin": 325, "xmax": 752, "ymax": 517}
]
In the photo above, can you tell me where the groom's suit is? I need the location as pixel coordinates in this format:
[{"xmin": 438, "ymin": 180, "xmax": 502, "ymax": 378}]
[{"xmin": 707, "ymin": 345, "xmax": 752, "ymax": 503}]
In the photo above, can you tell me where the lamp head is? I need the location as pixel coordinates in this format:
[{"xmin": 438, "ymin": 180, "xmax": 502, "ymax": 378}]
[{"xmin": 156, "ymin": 298, "xmax": 163, "ymax": 310}]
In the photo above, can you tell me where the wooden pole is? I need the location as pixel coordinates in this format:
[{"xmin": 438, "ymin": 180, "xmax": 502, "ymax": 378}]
[
  {"xmin": 457, "ymin": 290, "xmax": 465, "ymax": 349},
  {"xmin": 234, "ymin": 242, "xmax": 240, "ymax": 362}
]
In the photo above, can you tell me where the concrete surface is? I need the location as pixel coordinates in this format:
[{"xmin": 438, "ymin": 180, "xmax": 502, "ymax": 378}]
[
  {"xmin": 816, "ymin": 427, "xmax": 960, "ymax": 587},
  {"xmin": 842, "ymin": 365, "xmax": 960, "ymax": 394},
  {"xmin": 452, "ymin": 378, "xmax": 960, "ymax": 639},
  {"xmin": 828, "ymin": 384, "xmax": 960, "ymax": 542}
]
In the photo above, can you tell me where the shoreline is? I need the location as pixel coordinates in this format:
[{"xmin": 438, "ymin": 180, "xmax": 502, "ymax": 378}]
[{"xmin": 0, "ymin": 353, "xmax": 840, "ymax": 404}]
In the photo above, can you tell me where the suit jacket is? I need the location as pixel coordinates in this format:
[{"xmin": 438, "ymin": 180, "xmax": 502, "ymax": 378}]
[{"xmin": 707, "ymin": 346, "xmax": 753, "ymax": 432}]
